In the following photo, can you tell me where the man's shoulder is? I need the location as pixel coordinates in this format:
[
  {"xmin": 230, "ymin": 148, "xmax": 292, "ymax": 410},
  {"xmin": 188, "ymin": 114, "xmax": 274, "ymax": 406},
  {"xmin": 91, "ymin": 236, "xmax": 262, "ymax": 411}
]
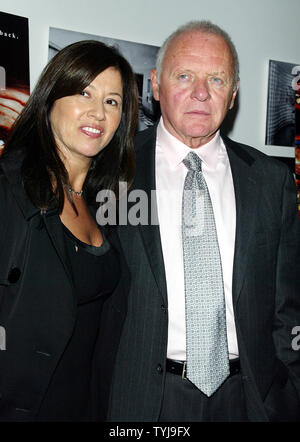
[
  {"xmin": 221, "ymin": 134, "xmax": 291, "ymax": 175},
  {"xmin": 222, "ymin": 133, "xmax": 267, "ymax": 159},
  {"xmin": 134, "ymin": 125, "xmax": 158, "ymax": 150}
]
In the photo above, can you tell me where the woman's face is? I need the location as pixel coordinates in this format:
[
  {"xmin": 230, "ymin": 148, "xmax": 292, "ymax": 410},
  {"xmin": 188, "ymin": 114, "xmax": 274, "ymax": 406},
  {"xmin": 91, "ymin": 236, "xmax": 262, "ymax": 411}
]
[{"xmin": 50, "ymin": 67, "xmax": 123, "ymax": 165}]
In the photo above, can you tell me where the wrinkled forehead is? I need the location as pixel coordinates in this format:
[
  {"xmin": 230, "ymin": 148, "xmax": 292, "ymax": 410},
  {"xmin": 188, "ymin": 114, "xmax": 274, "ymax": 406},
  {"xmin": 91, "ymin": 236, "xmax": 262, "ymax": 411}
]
[{"xmin": 163, "ymin": 31, "xmax": 234, "ymax": 71}]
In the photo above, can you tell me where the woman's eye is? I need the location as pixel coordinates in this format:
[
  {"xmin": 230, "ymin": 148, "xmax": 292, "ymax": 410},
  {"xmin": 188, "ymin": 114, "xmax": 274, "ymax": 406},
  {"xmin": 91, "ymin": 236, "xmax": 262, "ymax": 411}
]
[
  {"xmin": 79, "ymin": 91, "xmax": 89, "ymax": 97},
  {"xmin": 106, "ymin": 98, "xmax": 118, "ymax": 106}
]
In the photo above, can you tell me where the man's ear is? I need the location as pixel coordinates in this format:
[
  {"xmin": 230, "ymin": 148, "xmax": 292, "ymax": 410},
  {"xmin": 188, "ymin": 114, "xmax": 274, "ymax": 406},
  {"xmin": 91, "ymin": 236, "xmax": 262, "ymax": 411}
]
[
  {"xmin": 151, "ymin": 69, "xmax": 160, "ymax": 101},
  {"xmin": 229, "ymin": 78, "xmax": 240, "ymax": 110}
]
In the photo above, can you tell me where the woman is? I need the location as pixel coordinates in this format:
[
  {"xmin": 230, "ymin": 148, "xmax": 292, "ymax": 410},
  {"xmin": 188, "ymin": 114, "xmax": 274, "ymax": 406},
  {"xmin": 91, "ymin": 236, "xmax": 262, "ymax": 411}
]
[{"xmin": 0, "ymin": 40, "xmax": 138, "ymax": 421}]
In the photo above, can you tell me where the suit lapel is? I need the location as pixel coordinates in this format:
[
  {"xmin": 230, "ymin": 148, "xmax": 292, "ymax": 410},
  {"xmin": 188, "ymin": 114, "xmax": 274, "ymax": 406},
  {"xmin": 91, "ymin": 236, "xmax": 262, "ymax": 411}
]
[
  {"xmin": 223, "ymin": 136, "xmax": 259, "ymax": 306},
  {"xmin": 133, "ymin": 127, "xmax": 168, "ymax": 304},
  {"xmin": 42, "ymin": 211, "xmax": 74, "ymax": 288}
]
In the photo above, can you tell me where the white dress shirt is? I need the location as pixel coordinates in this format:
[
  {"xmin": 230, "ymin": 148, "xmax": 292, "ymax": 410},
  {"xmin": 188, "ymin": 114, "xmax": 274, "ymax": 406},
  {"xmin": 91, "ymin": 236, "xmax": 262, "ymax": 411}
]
[{"xmin": 155, "ymin": 117, "xmax": 239, "ymax": 360}]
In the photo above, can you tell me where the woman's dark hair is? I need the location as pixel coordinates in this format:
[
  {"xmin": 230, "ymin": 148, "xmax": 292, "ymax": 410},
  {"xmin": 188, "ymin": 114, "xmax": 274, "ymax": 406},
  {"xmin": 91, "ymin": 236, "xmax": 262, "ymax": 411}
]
[{"xmin": 3, "ymin": 40, "xmax": 139, "ymax": 211}]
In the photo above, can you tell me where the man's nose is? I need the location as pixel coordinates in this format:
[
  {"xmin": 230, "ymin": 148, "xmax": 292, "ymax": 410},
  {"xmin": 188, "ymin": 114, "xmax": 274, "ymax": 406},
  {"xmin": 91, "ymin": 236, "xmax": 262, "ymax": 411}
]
[
  {"xmin": 191, "ymin": 79, "xmax": 210, "ymax": 101},
  {"xmin": 87, "ymin": 100, "xmax": 106, "ymax": 120}
]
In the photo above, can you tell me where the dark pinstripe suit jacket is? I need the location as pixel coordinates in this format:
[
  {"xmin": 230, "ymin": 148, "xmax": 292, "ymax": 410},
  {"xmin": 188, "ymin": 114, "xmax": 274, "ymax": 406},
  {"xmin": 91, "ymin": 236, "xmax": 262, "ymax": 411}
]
[{"xmin": 108, "ymin": 125, "xmax": 300, "ymax": 422}]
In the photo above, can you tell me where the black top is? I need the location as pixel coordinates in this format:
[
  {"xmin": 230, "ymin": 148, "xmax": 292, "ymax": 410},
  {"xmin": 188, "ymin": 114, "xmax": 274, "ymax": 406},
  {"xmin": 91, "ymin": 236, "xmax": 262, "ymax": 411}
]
[{"xmin": 36, "ymin": 225, "xmax": 120, "ymax": 421}]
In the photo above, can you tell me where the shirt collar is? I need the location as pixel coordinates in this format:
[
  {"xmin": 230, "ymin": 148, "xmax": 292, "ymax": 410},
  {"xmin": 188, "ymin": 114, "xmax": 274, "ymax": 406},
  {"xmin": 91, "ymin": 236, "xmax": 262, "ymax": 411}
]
[{"xmin": 156, "ymin": 116, "xmax": 221, "ymax": 170}]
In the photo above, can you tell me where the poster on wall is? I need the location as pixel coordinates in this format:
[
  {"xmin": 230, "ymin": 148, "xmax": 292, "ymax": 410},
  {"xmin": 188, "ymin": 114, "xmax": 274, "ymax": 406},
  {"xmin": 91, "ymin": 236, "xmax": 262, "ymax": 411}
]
[
  {"xmin": 0, "ymin": 10, "xmax": 30, "ymax": 152},
  {"xmin": 49, "ymin": 27, "xmax": 160, "ymax": 132},
  {"xmin": 265, "ymin": 60, "xmax": 297, "ymax": 148},
  {"xmin": 266, "ymin": 60, "xmax": 300, "ymax": 214}
]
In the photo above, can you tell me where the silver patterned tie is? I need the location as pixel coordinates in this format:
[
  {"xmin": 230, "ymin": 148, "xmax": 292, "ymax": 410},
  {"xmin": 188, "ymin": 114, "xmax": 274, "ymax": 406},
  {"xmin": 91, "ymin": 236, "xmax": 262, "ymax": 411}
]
[{"xmin": 182, "ymin": 151, "xmax": 230, "ymax": 397}]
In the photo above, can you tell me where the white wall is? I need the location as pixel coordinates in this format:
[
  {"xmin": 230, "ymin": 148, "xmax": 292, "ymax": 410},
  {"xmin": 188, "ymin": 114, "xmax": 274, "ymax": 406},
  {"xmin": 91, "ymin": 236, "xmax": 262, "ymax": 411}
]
[{"xmin": 1, "ymin": 0, "xmax": 299, "ymax": 157}]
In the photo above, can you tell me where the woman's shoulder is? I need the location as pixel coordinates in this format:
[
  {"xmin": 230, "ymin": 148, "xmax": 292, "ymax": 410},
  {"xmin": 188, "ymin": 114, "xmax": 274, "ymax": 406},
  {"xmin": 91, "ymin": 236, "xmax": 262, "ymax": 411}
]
[
  {"xmin": 0, "ymin": 171, "xmax": 22, "ymax": 229},
  {"xmin": 0, "ymin": 153, "xmax": 39, "ymax": 223}
]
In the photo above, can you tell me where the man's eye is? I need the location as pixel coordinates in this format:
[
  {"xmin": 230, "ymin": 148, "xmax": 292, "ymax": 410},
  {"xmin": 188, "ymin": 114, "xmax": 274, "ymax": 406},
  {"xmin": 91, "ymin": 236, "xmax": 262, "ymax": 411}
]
[
  {"xmin": 177, "ymin": 74, "xmax": 189, "ymax": 80},
  {"xmin": 210, "ymin": 77, "xmax": 223, "ymax": 86},
  {"xmin": 79, "ymin": 91, "xmax": 89, "ymax": 97}
]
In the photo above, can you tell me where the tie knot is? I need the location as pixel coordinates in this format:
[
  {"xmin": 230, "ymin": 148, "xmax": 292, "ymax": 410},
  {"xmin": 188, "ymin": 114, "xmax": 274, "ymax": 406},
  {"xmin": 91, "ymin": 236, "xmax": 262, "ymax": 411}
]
[{"xmin": 183, "ymin": 151, "xmax": 202, "ymax": 172}]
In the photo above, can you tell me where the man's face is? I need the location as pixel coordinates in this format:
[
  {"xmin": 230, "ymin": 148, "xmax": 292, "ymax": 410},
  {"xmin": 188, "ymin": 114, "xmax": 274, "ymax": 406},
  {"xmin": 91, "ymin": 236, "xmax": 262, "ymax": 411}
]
[{"xmin": 151, "ymin": 31, "xmax": 239, "ymax": 148}]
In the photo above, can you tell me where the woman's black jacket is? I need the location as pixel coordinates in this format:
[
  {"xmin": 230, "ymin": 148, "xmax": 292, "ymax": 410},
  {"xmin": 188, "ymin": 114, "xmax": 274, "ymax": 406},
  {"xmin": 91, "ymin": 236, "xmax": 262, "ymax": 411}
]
[{"xmin": 0, "ymin": 151, "xmax": 129, "ymax": 421}]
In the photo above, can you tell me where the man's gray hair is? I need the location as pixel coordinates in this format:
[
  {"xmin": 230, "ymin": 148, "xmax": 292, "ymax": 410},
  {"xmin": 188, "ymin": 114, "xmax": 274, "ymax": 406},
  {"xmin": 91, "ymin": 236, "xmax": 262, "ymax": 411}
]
[{"xmin": 156, "ymin": 20, "xmax": 239, "ymax": 89}]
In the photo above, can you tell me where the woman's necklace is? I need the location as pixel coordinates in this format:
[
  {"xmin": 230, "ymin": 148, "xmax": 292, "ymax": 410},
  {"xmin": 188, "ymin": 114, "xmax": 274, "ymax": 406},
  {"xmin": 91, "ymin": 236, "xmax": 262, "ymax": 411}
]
[{"xmin": 66, "ymin": 186, "xmax": 83, "ymax": 197}]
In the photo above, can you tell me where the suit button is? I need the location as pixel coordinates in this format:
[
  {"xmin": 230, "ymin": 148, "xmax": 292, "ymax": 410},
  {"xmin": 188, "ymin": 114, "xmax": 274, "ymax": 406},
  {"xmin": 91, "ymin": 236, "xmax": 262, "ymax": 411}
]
[
  {"xmin": 161, "ymin": 304, "xmax": 167, "ymax": 313},
  {"xmin": 156, "ymin": 364, "xmax": 163, "ymax": 374},
  {"xmin": 8, "ymin": 267, "xmax": 21, "ymax": 284}
]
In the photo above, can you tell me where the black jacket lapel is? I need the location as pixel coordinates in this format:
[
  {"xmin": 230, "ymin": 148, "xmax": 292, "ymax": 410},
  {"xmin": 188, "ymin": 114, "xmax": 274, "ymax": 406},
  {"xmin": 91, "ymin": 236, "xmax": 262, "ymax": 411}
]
[
  {"xmin": 133, "ymin": 127, "xmax": 168, "ymax": 304},
  {"xmin": 223, "ymin": 135, "xmax": 259, "ymax": 306},
  {"xmin": 42, "ymin": 211, "xmax": 74, "ymax": 288}
]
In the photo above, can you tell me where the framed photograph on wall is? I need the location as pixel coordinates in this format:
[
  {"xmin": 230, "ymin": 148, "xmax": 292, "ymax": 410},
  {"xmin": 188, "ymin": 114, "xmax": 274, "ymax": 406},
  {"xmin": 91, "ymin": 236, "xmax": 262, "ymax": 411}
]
[
  {"xmin": 265, "ymin": 60, "xmax": 298, "ymax": 148},
  {"xmin": 0, "ymin": 10, "xmax": 30, "ymax": 150}
]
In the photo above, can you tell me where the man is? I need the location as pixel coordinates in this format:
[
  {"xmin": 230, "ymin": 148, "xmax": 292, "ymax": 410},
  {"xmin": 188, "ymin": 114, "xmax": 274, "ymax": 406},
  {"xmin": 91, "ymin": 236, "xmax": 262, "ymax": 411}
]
[{"xmin": 108, "ymin": 20, "xmax": 300, "ymax": 421}]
